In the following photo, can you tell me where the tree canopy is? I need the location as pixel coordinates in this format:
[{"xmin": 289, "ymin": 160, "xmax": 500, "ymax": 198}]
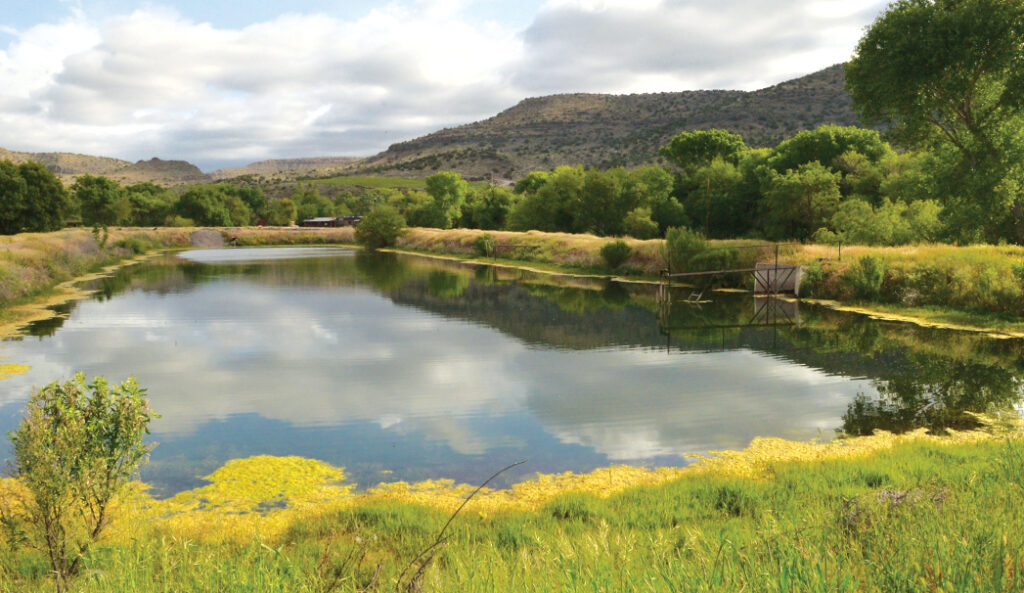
[
  {"xmin": 659, "ymin": 130, "xmax": 748, "ymax": 171},
  {"xmin": 0, "ymin": 161, "xmax": 71, "ymax": 234},
  {"xmin": 846, "ymin": 0, "xmax": 1024, "ymax": 242}
]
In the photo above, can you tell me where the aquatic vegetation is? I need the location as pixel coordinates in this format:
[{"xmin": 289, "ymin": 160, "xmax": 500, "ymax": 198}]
[
  {"xmin": 3, "ymin": 428, "xmax": 1023, "ymax": 592},
  {"xmin": 0, "ymin": 363, "xmax": 29, "ymax": 380}
]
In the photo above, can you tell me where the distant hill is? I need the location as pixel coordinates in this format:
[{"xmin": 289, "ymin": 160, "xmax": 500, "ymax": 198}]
[
  {"xmin": 111, "ymin": 158, "xmax": 211, "ymax": 185},
  {"xmin": 210, "ymin": 156, "xmax": 361, "ymax": 181},
  {"xmin": 350, "ymin": 64, "xmax": 864, "ymax": 181},
  {"xmin": 0, "ymin": 148, "xmax": 209, "ymax": 186},
  {"xmin": 0, "ymin": 147, "xmax": 130, "ymax": 178}
]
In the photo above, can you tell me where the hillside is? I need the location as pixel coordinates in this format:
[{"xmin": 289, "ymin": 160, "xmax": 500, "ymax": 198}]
[
  {"xmin": 2, "ymin": 64, "xmax": 867, "ymax": 187},
  {"xmin": 0, "ymin": 147, "xmax": 130, "ymax": 178},
  {"xmin": 209, "ymin": 156, "xmax": 361, "ymax": 181},
  {"xmin": 351, "ymin": 64, "xmax": 864, "ymax": 181},
  {"xmin": 110, "ymin": 158, "xmax": 211, "ymax": 185},
  {"xmin": 0, "ymin": 149, "xmax": 209, "ymax": 186}
]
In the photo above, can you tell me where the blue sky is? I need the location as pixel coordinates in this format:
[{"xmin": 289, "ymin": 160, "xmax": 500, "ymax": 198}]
[{"xmin": 0, "ymin": 0, "xmax": 888, "ymax": 170}]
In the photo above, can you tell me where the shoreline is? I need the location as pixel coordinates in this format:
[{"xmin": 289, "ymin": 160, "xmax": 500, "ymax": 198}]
[{"xmin": 2, "ymin": 227, "xmax": 1023, "ymax": 342}]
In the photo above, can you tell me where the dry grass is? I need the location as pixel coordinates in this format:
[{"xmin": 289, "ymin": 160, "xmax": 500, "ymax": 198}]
[{"xmin": 397, "ymin": 228, "xmax": 667, "ymax": 274}]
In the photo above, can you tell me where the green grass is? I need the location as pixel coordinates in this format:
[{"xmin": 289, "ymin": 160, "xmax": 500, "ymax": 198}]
[
  {"xmin": 3, "ymin": 438, "xmax": 1024, "ymax": 592},
  {"xmin": 306, "ymin": 175, "xmax": 427, "ymax": 189}
]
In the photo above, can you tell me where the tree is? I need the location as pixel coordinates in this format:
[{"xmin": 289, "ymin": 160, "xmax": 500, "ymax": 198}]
[
  {"xmin": 268, "ymin": 198, "xmax": 297, "ymax": 226},
  {"xmin": 0, "ymin": 161, "xmax": 73, "ymax": 234},
  {"xmin": 73, "ymin": 175, "xmax": 125, "ymax": 226},
  {"xmin": 124, "ymin": 182, "xmax": 174, "ymax": 226},
  {"xmin": 507, "ymin": 165, "xmax": 583, "ymax": 232},
  {"xmin": 659, "ymin": 130, "xmax": 748, "ymax": 172},
  {"xmin": 17, "ymin": 162, "xmax": 72, "ymax": 232},
  {"xmin": 174, "ymin": 186, "xmax": 233, "ymax": 227},
  {"xmin": 461, "ymin": 186, "xmax": 515, "ymax": 230},
  {"xmin": 761, "ymin": 162, "xmax": 842, "ymax": 240},
  {"xmin": 846, "ymin": 0, "xmax": 1024, "ymax": 241},
  {"xmin": 623, "ymin": 207, "xmax": 660, "ymax": 239},
  {"xmin": 0, "ymin": 161, "xmax": 28, "ymax": 234},
  {"xmin": 578, "ymin": 167, "xmax": 627, "ymax": 235},
  {"xmin": 292, "ymin": 186, "xmax": 334, "ymax": 222},
  {"xmin": 355, "ymin": 204, "xmax": 407, "ymax": 249},
  {"xmin": 3, "ymin": 374, "xmax": 155, "ymax": 592},
  {"xmin": 513, "ymin": 171, "xmax": 549, "ymax": 196},
  {"xmin": 767, "ymin": 125, "xmax": 892, "ymax": 176},
  {"xmin": 423, "ymin": 171, "xmax": 469, "ymax": 229}
]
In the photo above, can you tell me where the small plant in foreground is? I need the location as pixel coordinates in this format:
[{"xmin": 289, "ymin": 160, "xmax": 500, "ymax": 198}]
[
  {"xmin": 600, "ymin": 239, "xmax": 632, "ymax": 270},
  {"xmin": 2, "ymin": 374, "xmax": 156, "ymax": 593}
]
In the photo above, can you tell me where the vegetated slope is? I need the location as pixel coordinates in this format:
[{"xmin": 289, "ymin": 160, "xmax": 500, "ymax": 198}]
[
  {"xmin": 352, "ymin": 64, "xmax": 862, "ymax": 181},
  {"xmin": 110, "ymin": 158, "xmax": 211, "ymax": 185},
  {"xmin": 0, "ymin": 148, "xmax": 210, "ymax": 186},
  {"xmin": 209, "ymin": 156, "xmax": 362, "ymax": 181},
  {"xmin": 0, "ymin": 147, "xmax": 130, "ymax": 178}
]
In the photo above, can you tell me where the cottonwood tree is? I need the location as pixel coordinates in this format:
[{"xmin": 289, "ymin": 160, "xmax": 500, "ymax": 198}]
[{"xmin": 846, "ymin": 0, "xmax": 1024, "ymax": 241}]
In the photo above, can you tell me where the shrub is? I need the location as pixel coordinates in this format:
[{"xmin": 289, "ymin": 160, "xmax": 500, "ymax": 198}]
[
  {"xmin": 3, "ymin": 374, "xmax": 156, "ymax": 592},
  {"xmin": 473, "ymin": 233, "xmax": 496, "ymax": 257},
  {"xmin": 845, "ymin": 255, "xmax": 886, "ymax": 299},
  {"xmin": 600, "ymin": 239, "xmax": 632, "ymax": 269},
  {"xmin": 113, "ymin": 237, "xmax": 148, "ymax": 254},
  {"xmin": 355, "ymin": 205, "xmax": 407, "ymax": 250},
  {"xmin": 663, "ymin": 226, "xmax": 707, "ymax": 272}
]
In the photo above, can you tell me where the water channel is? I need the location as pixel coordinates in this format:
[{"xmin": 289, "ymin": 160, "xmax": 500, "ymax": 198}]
[{"xmin": 1, "ymin": 247, "xmax": 1021, "ymax": 496}]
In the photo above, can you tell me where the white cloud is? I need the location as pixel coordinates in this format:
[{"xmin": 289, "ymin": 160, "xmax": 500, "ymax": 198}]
[{"xmin": 0, "ymin": 0, "xmax": 886, "ymax": 169}]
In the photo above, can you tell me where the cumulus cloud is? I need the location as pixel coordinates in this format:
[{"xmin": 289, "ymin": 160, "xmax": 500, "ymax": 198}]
[{"xmin": 0, "ymin": 0, "xmax": 886, "ymax": 169}]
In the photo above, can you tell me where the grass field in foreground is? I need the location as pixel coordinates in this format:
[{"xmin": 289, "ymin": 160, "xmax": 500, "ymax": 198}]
[{"xmin": 1, "ymin": 427, "xmax": 1022, "ymax": 592}]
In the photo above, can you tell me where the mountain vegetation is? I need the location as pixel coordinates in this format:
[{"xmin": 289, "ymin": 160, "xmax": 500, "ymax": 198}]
[{"xmin": 351, "ymin": 64, "xmax": 863, "ymax": 180}]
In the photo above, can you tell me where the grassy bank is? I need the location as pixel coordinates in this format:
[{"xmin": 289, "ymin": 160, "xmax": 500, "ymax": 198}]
[
  {"xmin": 2, "ymin": 226, "xmax": 1023, "ymax": 337},
  {"xmin": 1, "ymin": 427, "xmax": 1021, "ymax": 592},
  {"xmin": 387, "ymin": 229, "xmax": 1024, "ymax": 332}
]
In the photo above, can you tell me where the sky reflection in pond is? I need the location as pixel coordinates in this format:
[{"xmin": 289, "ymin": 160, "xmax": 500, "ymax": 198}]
[{"xmin": 1, "ymin": 247, "xmax": 1020, "ymax": 495}]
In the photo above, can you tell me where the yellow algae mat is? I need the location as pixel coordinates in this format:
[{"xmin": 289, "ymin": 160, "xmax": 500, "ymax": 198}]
[{"xmin": 0, "ymin": 424, "xmax": 1004, "ymax": 545}]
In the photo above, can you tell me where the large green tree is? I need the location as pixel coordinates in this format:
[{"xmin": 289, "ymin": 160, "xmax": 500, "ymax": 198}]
[
  {"xmin": 0, "ymin": 161, "xmax": 72, "ymax": 234},
  {"xmin": 761, "ymin": 162, "xmax": 842, "ymax": 241},
  {"xmin": 423, "ymin": 171, "xmax": 469, "ymax": 229},
  {"xmin": 659, "ymin": 130, "xmax": 748, "ymax": 171},
  {"xmin": 73, "ymin": 175, "xmax": 125, "ymax": 226},
  {"xmin": 846, "ymin": 0, "xmax": 1024, "ymax": 242}
]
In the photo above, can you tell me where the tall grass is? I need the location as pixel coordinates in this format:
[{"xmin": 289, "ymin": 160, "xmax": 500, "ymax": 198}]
[
  {"xmin": 2, "ymin": 435, "xmax": 1022, "ymax": 592},
  {"xmin": 0, "ymin": 228, "xmax": 193, "ymax": 306}
]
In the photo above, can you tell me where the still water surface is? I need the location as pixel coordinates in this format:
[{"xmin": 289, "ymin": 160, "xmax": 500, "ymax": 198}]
[{"xmin": 1, "ymin": 247, "xmax": 1022, "ymax": 496}]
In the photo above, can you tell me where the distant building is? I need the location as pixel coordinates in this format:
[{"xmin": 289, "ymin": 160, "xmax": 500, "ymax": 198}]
[
  {"xmin": 301, "ymin": 216, "xmax": 362, "ymax": 228},
  {"xmin": 302, "ymin": 217, "xmax": 341, "ymax": 227}
]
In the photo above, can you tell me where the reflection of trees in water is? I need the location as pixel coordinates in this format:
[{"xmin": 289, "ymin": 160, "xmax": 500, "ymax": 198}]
[
  {"xmin": 32, "ymin": 248, "xmax": 1024, "ymax": 437},
  {"xmin": 841, "ymin": 355, "xmax": 1024, "ymax": 436}
]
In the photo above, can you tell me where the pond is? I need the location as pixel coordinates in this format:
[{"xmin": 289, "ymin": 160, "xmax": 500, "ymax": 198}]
[{"xmin": 1, "ymin": 247, "xmax": 1022, "ymax": 496}]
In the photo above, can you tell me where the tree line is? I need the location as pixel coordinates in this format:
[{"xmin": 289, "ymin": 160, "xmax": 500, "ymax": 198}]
[{"xmin": 4, "ymin": 0, "xmax": 1023, "ymax": 245}]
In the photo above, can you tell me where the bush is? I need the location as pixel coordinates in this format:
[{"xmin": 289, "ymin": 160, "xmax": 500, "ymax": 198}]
[
  {"xmin": 663, "ymin": 226, "xmax": 707, "ymax": 272},
  {"xmin": 113, "ymin": 237, "xmax": 148, "ymax": 254},
  {"xmin": 355, "ymin": 205, "xmax": 407, "ymax": 250},
  {"xmin": 845, "ymin": 255, "xmax": 886, "ymax": 299},
  {"xmin": 600, "ymin": 239, "xmax": 632, "ymax": 269},
  {"xmin": 3, "ymin": 374, "xmax": 156, "ymax": 592},
  {"xmin": 473, "ymin": 233, "xmax": 496, "ymax": 257}
]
